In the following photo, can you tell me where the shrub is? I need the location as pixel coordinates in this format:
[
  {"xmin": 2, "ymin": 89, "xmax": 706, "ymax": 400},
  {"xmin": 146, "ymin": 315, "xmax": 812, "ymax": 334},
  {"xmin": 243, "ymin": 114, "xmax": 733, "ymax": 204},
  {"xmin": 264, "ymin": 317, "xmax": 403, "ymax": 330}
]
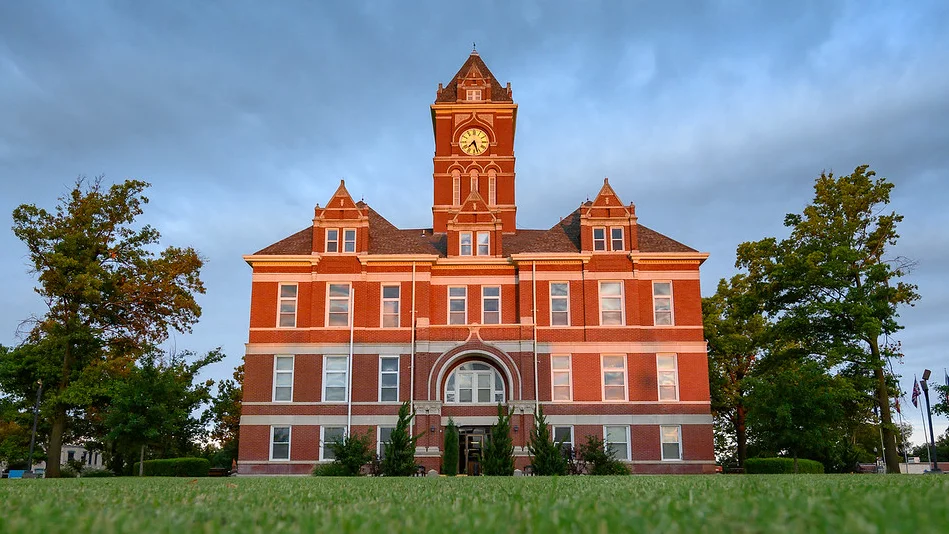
[
  {"xmin": 311, "ymin": 462, "xmax": 351, "ymax": 477},
  {"xmin": 58, "ymin": 464, "xmax": 79, "ymax": 478},
  {"xmin": 577, "ymin": 436, "xmax": 629, "ymax": 475},
  {"xmin": 132, "ymin": 457, "xmax": 210, "ymax": 477},
  {"xmin": 320, "ymin": 431, "xmax": 374, "ymax": 476},
  {"xmin": 482, "ymin": 404, "xmax": 515, "ymax": 476},
  {"xmin": 382, "ymin": 402, "xmax": 424, "ymax": 476},
  {"xmin": 527, "ymin": 404, "xmax": 568, "ymax": 476},
  {"xmin": 745, "ymin": 457, "xmax": 824, "ymax": 474},
  {"xmin": 442, "ymin": 418, "xmax": 459, "ymax": 476},
  {"xmin": 81, "ymin": 468, "xmax": 115, "ymax": 478}
]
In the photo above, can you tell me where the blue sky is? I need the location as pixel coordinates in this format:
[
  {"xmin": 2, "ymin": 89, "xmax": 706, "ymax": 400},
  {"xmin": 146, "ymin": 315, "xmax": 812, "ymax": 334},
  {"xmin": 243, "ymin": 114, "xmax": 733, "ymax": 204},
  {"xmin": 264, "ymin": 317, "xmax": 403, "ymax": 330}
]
[{"xmin": 2, "ymin": 1, "xmax": 947, "ymax": 445}]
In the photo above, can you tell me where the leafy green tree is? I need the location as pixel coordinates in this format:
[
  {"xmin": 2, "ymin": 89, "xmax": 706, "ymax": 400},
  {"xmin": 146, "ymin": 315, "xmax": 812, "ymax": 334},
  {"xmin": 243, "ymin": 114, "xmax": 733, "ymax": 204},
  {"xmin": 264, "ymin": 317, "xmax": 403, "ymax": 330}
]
[
  {"xmin": 736, "ymin": 165, "xmax": 919, "ymax": 473},
  {"xmin": 482, "ymin": 404, "xmax": 515, "ymax": 476},
  {"xmin": 910, "ymin": 429, "xmax": 949, "ymax": 463},
  {"xmin": 10, "ymin": 177, "xmax": 204, "ymax": 477},
  {"xmin": 442, "ymin": 418, "xmax": 459, "ymax": 476},
  {"xmin": 320, "ymin": 431, "xmax": 374, "ymax": 476},
  {"xmin": 203, "ymin": 364, "xmax": 243, "ymax": 468},
  {"xmin": 527, "ymin": 404, "xmax": 567, "ymax": 475},
  {"xmin": 577, "ymin": 435, "xmax": 628, "ymax": 475},
  {"xmin": 0, "ymin": 395, "xmax": 37, "ymax": 467},
  {"xmin": 381, "ymin": 401, "xmax": 423, "ymax": 476}
]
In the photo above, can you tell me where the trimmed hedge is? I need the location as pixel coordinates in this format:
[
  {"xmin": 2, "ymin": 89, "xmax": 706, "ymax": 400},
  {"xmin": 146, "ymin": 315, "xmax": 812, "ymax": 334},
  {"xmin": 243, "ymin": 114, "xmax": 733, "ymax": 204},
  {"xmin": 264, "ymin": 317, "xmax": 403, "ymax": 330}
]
[
  {"xmin": 745, "ymin": 457, "xmax": 824, "ymax": 474},
  {"xmin": 81, "ymin": 468, "xmax": 115, "ymax": 478},
  {"xmin": 132, "ymin": 458, "xmax": 210, "ymax": 477}
]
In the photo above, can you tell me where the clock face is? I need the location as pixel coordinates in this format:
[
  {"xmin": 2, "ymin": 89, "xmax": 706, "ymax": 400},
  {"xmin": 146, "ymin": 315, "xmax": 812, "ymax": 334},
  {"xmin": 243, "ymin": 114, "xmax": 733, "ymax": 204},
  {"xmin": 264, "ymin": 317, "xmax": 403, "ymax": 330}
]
[{"xmin": 459, "ymin": 128, "xmax": 489, "ymax": 155}]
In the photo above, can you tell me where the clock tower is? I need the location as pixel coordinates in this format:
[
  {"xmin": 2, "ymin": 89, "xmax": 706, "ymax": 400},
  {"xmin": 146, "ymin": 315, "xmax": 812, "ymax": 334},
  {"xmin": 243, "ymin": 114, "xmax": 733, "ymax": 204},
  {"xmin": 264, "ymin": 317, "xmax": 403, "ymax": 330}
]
[{"xmin": 431, "ymin": 50, "xmax": 517, "ymax": 233}]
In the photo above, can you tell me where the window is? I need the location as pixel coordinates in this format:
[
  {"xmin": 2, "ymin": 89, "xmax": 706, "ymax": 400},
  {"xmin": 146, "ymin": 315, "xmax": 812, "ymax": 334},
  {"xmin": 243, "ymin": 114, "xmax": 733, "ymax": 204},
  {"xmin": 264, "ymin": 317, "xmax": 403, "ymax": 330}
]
[
  {"xmin": 477, "ymin": 231, "xmax": 490, "ymax": 256},
  {"xmin": 602, "ymin": 355, "xmax": 627, "ymax": 401},
  {"xmin": 599, "ymin": 281, "xmax": 624, "ymax": 326},
  {"xmin": 482, "ymin": 286, "xmax": 500, "ymax": 324},
  {"xmin": 611, "ymin": 227, "xmax": 624, "ymax": 251},
  {"xmin": 379, "ymin": 356, "xmax": 399, "ymax": 402},
  {"xmin": 657, "ymin": 354, "xmax": 679, "ymax": 401},
  {"xmin": 326, "ymin": 229, "xmax": 339, "ymax": 253},
  {"xmin": 661, "ymin": 425, "xmax": 682, "ymax": 460},
  {"xmin": 488, "ymin": 174, "xmax": 496, "ymax": 205},
  {"xmin": 553, "ymin": 426, "xmax": 573, "ymax": 455},
  {"xmin": 449, "ymin": 286, "xmax": 467, "ymax": 325},
  {"xmin": 381, "ymin": 285, "xmax": 400, "ymax": 327},
  {"xmin": 604, "ymin": 425, "xmax": 630, "ymax": 461},
  {"xmin": 378, "ymin": 426, "xmax": 395, "ymax": 458},
  {"xmin": 343, "ymin": 229, "xmax": 356, "ymax": 253},
  {"xmin": 321, "ymin": 426, "xmax": 346, "ymax": 461},
  {"xmin": 550, "ymin": 282, "xmax": 569, "ymax": 326},
  {"xmin": 551, "ymin": 355, "xmax": 572, "ymax": 401},
  {"xmin": 593, "ymin": 227, "xmax": 606, "ymax": 251},
  {"xmin": 453, "ymin": 172, "xmax": 461, "ymax": 205},
  {"xmin": 460, "ymin": 232, "xmax": 473, "ymax": 256},
  {"xmin": 273, "ymin": 355, "xmax": 293, "ymax": 402},
  {"xmin": 466, "ymin": 89, "xmax": 480, "ymax": 101},
  {"xmin": 278, "ymin": 283, "xmax": 297, "ymax": 328},
  {"xmin": 271, "ymin": 426, "xmax": 290, "ymax": 460},
  {"xmin": 327, "ymin": 283, "xmax": 351, "ymax": 326},
  {"xmin": 323, "ymin": 356, "xmax": 348, "ymax": 402},
  {"xmin": 653, "ymin": 282, "xmax": 673, "ymax": 325},
  {"xmin": 470, "ymin": 174, "xmax": 478, "ymax": 193},
  {"xmin": 67, "ymin": 450, "xmax": 75, "ymax": 462},
  {"xmin": 445, "ymin": 361, "xmax": 505, "ymax": 403}
]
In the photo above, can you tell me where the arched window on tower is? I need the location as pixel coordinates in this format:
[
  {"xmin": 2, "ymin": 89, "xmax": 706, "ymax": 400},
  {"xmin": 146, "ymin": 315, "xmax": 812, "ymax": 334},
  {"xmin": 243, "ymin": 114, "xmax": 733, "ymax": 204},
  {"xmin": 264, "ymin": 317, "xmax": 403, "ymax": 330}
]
[
  {"xmin": 470, "ymin": 170, "xmax": 479, "ymax": 196},
  {"xmin": 445, "ymin": 361, "xmax": 505, "ymax": 404},
  {"xmin": 487, "ymin": 169, "xmax": 497, "ymax": 205},
  {"xmin": 452, "ymin": 170, "xmax": 461, "ymax": 206}
]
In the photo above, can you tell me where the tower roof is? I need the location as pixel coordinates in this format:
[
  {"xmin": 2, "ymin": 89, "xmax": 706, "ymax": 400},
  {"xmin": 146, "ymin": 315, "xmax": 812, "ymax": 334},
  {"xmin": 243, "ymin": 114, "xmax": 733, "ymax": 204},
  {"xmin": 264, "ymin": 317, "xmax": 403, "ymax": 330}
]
[{"xmin": 435, "ymin": 51, "xmax": 513, "ymax": 103}]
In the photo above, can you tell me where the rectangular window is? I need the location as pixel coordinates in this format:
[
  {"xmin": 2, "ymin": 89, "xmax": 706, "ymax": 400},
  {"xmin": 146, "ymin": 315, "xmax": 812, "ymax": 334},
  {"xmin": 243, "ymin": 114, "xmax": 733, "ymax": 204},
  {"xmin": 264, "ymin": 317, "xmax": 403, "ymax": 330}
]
[
  {"xmin": 653, "ymin": 282, "xmax": 673, "ymax": 325},
  {"xmin": 449, "ymin": 286, "xmax": 467, "ymax": 325},
  {"xmin": 378, "ymin": 426, "xmax": 395, "ymax": 458},
  {"xmin": 273, "ymin": 355, "xmax": 293, "ymax": 402},
  {"xmin": 550, "ymin": 282, "xmax": 569, "ymax": 326},
  {"xmin": 599, "ymin": 281, "xmax": 624, "ymax": 326},
  {"xmin": 466, "ymin": 89, "xmax": 480, "ymax": 101},
  {"xmin": 379, "ymin": 356, "xmax": 399, "ymax": 402},
  {"xmin": 453, "ymin": 176, "xmax": 461, "ymax": 206},
  {"xmin": 551, "ymin": 355, "xmax": 572, "ymax": 401},
  {"xmin": 381, "ymin": 285, "xmax": 400, "ymax": 328},
  {"xmin": 327, "ymin": 283, "xmax": 351, "ymax": 327},
  {"xmin": 602, "ymin": 355, "xmax": 627, "ymax": 401},
  {"xmin": 593, "ymin": 227, "xmax": 606, "ymax": 251},
  {"xmin": 553, "ymin": 426, "xmax": 573, "ymax": 455},
  {"xmin": 661, "ymin": 425, "xmax": 682, "ymax": 461},
  {"xmin": 477, "ymin": 231, "xmax": 490, "ymax": 256},
  {"xmin": 271, "ymin": 426, "xmax": 290, "ymax": 461},
  {"xmin": 325, "ymin": 229, "xmax": 339, "ymax": 253},
  {"xmin": 321, "ymin": 426, "xmax": 346, "ymax": 461},
  {"xmin": 67, "ymin": 451, "xmax": 75, "ymax": 462},
  {"xmin": 323, "ymin": 356, "xmax": 348, "ymax": 402},
  {"xmin": 471, "ymin": 175, "xmax": 478, "ymax": 193},
  {"xmin": 488, "ymin": 175, "xmax": 496, "ymax": 205},
  {"xmin": 343, "ymin": 229, "xmax": 356, "ymax": 253},
  {"xmin": 604, "ymin": 425, "xmax": 630, "ymax": 461},
  {"xmin": 278, "ymin": 283, "xmax": 297, "ymax": 328},
  {"xmin": 657, "ymin": 354, "xmax": 679, "ymax": 401},
  {"xmin": 482, "ymin": 286, "xmax": 500, "ymax": 324},
  {"xmin": 611, "ymin": 227, "xmax": 624, "ymax": 251},
  {"xmin": 460, "ymin": 232, "xmax": 473, "ymax": 256}
]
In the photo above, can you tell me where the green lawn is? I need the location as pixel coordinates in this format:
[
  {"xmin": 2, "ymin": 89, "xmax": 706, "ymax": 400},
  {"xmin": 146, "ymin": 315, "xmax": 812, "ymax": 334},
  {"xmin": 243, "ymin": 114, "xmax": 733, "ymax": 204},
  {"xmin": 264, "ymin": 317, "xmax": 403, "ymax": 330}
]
[{"xmin": 2, "ymin": 475, "xmax": 948, "ymax": 533}]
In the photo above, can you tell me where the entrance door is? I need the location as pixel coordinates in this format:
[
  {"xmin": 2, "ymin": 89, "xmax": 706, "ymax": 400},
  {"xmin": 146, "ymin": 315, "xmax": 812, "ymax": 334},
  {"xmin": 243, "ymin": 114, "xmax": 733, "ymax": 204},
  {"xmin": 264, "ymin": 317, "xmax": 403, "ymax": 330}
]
[{"xmin": 458, "ymin": 427, "xmax": 490, "ymax": 475}]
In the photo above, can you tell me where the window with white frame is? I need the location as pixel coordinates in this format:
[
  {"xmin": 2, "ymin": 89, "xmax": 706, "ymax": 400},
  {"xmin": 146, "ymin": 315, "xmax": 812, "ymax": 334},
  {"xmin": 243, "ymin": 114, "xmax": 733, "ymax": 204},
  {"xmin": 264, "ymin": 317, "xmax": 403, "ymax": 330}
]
[
  {"xmin": 599, "ymin": 281, "xmax": 624, "ymax": 326},
  {"xmin": 271, "ymin": 426, "xmax": 290, "ymax": 460},
  {"xmin": 377, "ymin": 426, "xmax": 395, "ymax": 458},
  {"xmin": 379, "ymin": 356, "xmax": 399, "ymax": 402},
  {"xmin": 604, "ymin": 425, "xmax": 630, "ymax": 461},
  {"xmin": 278, "ymin": 283, "xmax": 297, "ymax": 328},
  {"xmin": 453, "ymin": 173, "xmax": 461, "ymax": 205},
  {"xmin": 445, "ymin": 361, "xmax": 505, "ymax": 403},
  {"xmin": 381, "ymin": 285, "xmax": 400, "ymax": 328},
  {"xmin": 343, "ymin": 229, "xmax": 356, "ymax": 253},
  {"xmin": 449, "ymin": 286, "xmax": 467, "ymax": 325},
  {"xmin": 323, "ymin": 356, "xmax": 348, "ymax": 401},
  {"xmin": 593, "ymin": 227, "xmax": 607, "ymax": 251},
  {"xmin": 551, "ymin": 354, "xmax": 572, "ymax": 401},
  {"xmin": 488, "ymin": 174, "xmax": 496, "ymax": 205},
  {"xmin": 466, "ymin": 89, "xmax": 481, "ymax": 101},
  {"xmin": 273, "ymin": 355, "xmax": 293, "ymax": 402},
  {"xmin": 482, "ymin": 286, "xmax": 500, "ymax": 324},
  {"xmin": 653, "ymin": 281, "xmax": 673, "ymax": 325},
  {"xmin": 459, "ymin": 232, "xmax": 473, "ymax": 256},
  {"xmin": 657, "ymin": 354, "xmax": 679, "ymax": 401},
  {"xmin": 661, "ymin": 425, "xmax": 682, "ymax": 460},
  {"xmin": 470, "ymin": 170, "xmax": 479, "ymax": 194},
  {"xmin": 553, "ymin": 426, "xmax": 573, "ymax": 455},
  {"xmin": 321, "ymin": 426, "xmax": 346, "ymax": 461},
  {"xmin": 327, "ymin": 283, "xmax": 351, "ymax": 327},
  {"xmin": 611, "ymin": 227, "xmax": 624, "ymax": 251},
  {"xmin": 325, "ymin": 229, "xmax": 339, "ymax": 253},
  {"xmin": 602, "ymin": 355, "xmax": 627, "ymax": 401},
  {"xmin": 477, "ymin": 231, "xmax": 490, "ymax": 256},
  {"xmin": 550, "ymin": 282, "xmax": 569, "ymax": 326}
]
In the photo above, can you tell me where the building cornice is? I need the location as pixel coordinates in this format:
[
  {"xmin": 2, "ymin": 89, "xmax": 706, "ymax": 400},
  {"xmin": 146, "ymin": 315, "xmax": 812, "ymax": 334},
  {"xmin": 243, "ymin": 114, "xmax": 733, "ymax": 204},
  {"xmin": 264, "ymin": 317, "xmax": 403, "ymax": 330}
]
[
  {"xmin": 629, "ymin": 252, "xmax": 710, "ymax": 264},
  {"xmin": 243, "ymin": 254, "xmax": 319, "ymax": 267}
]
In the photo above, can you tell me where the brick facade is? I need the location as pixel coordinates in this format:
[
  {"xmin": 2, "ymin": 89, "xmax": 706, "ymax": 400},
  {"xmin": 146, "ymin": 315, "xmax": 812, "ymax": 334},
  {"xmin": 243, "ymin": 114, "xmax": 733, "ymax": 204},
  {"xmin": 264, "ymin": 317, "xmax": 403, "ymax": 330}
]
[{"xmin": 238, "ymin": 51, "xmax": 715, "ymax": 475}]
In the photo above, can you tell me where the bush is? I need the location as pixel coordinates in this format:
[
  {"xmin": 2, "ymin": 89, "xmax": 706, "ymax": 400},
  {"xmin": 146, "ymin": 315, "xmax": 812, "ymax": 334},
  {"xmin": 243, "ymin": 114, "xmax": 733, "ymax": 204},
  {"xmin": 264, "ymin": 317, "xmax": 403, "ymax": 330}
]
[
  {"xmin": 382, "ymin": 402, "xmax": 423, "ymax": 476},
  {"xmin": 81, "ymin": 468, "xmax": 115, "ymax": 478},
  {"xmin": 58, "ymin": 464, "xmax": 79, "ymax": 478},
  {"xmin": 311, "ymin": 462, "xmax": 351, "ymax": 477},
  {"xmin": 745, "ymin": 457, "xmax": 824, "ymax": 474},
  {"xmin": 442, "ymin": 418, "xmax": 459, "ymax": 476},
  {"xmin": 482, "ymin": 404, "xmax": 515, "ymax": 476},
  {"xmin": 132, "ymin": 457, "xmax": 210, "ymax": 477},
  {"xmin": 527, "ymin": 405, "xmax": 568, "ymax": 476},
  {"xmin": 577, "ymin": 435, "xmax": 629, "ymax": 475},
  {"xmin": 320, "ymin": 431, "xmax": 374, "ymax": 476}
]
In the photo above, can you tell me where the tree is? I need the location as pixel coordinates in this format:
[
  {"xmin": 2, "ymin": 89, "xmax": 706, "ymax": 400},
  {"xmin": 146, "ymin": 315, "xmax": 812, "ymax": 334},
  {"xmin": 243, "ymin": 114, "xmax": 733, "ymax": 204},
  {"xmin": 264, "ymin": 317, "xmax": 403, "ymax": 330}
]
[
  {"xmin": 527, "ymin": 404, "xmax": 567, "ymax": 475},
  {"xmin": 203, "ymin": 364, "xmax": 243, "ymax": 468},
  {"xmin": 576, "ymin": 435, "xmax": 628, "ymax": 475},
  {"xmin": 318, "ymin": 431, "xmax": 374, "ymax": 476},
  {"xmin": 482, "ymin": 404, "xmax": 515, "ymax": 476},
  {"xmin": 442, "ymin": 418, "xmax": 459, "ymax": 476},
  {"xmin": 736, "ymin": 165, "xmax": 919, "ymax": 473},
  {"xmin": 381, "ymin": 401, "xmax": 423, "ymax": 476},
  {"xmin": 10, "ymin": 177, "xmax": 204, "ymax": 476}
]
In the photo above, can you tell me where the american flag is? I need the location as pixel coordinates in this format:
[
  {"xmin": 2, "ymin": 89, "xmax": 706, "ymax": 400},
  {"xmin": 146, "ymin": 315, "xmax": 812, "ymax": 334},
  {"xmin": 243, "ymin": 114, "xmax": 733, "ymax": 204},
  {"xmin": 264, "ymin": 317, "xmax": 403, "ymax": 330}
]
[{"xmin": 911, "ymin": 377, "xmax": 921, "ymax": 408}]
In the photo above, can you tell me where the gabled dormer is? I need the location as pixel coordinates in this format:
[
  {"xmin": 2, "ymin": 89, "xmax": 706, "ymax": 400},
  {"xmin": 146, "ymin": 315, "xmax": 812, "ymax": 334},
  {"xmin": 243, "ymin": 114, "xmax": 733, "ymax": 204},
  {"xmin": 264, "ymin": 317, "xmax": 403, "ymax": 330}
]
[
  {"xmin": 312, "ymin": 180, "xmax": 370, "ymax": 254},
  {"xmin": 446, "ymin": 190, "xmax": 503, "ymax": 257},
  {"xmin": 579, "ymin": 178, "xmax": 638, "ymax": 253}
]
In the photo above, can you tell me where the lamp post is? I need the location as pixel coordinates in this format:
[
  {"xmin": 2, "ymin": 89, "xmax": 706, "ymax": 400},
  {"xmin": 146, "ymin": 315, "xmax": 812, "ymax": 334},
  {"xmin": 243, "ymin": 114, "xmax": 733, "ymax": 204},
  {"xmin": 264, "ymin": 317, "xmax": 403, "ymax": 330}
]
[
  {"xmin": 25, "ymin": 379, "xmax": 43, "ymax": 477},
  {"xmin": 921, "ymin": 369, "xmax": 942, "ymax": 473}
]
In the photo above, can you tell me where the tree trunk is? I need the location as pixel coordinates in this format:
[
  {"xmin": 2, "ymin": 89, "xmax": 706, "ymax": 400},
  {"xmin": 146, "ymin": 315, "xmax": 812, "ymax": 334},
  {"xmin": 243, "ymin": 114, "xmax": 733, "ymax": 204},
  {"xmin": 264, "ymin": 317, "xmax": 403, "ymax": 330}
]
[
  {"xmin": 793, "ymin": 453, "xmax": 799, "ymax": 474},
  {"xmin": 45, "ymin": 407, "xmax": 67, "ymax": 478},
  {"xmin": 736, "ymin": 403, "xmax": 748, "ymax": 467},
  {"xmin": 870, "ymin": 337, "xmax": 901, "ymax": 473},
  {"xmin": 139, "ymin": 445, "xmax": 145, "ymax": 476}
]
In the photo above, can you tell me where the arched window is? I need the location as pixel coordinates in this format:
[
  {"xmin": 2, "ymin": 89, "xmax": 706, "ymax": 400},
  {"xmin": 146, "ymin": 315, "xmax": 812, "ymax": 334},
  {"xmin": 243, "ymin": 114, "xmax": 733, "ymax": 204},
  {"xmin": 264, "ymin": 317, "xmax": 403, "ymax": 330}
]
[{"xmin": 445, "ymin": 361, "xmax": 505, "ymax": 404}]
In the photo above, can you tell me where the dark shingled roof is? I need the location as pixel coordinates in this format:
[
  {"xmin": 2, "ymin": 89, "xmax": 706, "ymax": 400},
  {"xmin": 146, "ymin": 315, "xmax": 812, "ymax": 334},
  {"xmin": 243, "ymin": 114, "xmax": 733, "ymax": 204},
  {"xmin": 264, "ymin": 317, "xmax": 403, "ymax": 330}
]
[
  {"xmin": 254, "ymin": 226, "xmax": 312, "ymax": 255},
  {"xmin": 366, "ymin": 209, "xmax": 442, "ymax": 255},
  {"xmin": 435, "ymin": 52, "xmax": 513, "ymax": 103},
  {"xmin": 637, "ymin": 225, "xmax": 697, "ymax": 253}
]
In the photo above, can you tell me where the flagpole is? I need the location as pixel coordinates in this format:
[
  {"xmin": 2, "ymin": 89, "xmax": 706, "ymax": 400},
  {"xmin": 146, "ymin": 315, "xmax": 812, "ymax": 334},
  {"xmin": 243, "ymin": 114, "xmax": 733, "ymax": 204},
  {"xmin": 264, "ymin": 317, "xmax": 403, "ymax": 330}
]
[
  {"xmin": 894, "ymin": 398, "xmax": 909, "ymax": 468},
  {"xmin": 919, "ymin": 395, "xmax": 931, "ymax": 464}
]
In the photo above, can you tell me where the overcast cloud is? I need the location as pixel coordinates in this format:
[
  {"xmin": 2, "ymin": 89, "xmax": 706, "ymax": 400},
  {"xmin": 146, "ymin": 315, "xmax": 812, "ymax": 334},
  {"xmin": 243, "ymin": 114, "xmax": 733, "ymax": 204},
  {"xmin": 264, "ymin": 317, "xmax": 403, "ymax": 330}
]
[{"xmin": 2, "ymin": 0, "xmax": 947, "ymax": 444}]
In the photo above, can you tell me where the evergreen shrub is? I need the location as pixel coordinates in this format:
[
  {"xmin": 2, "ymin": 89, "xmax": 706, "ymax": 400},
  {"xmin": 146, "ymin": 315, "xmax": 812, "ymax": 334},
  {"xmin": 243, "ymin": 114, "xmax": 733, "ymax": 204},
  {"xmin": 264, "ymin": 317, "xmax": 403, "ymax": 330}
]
[
  {"xmin": 745, "ymin": 457, "xmax": 824, "ymax": 474},
  {"xmin": 132, "ymin": 457, "xmax": 210, "ymax": 477}
]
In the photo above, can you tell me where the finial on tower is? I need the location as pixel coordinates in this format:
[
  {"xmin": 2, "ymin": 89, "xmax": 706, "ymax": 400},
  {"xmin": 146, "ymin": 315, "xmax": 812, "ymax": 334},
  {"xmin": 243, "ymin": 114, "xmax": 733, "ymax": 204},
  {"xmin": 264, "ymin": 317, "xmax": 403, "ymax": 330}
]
[{"xmin": 471, "ymin": 42, "xmax": 478, "ymax": 55}]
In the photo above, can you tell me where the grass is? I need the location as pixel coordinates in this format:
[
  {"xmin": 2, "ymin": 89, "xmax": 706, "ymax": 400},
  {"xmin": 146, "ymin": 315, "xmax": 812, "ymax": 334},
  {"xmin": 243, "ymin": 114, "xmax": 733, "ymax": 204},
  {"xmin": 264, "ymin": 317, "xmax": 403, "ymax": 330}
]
[{"xmin": 2, "ymin": 475, "xmax": 948, "ymax": 533}]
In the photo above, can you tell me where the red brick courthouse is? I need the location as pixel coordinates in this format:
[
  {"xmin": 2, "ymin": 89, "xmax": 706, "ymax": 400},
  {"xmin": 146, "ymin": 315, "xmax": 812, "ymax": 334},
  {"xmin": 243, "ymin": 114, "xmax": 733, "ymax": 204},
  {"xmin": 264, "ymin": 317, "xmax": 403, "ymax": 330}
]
[{"xmin": 238, "ymin": 52, "xmax": 715, "ymax": 475}]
